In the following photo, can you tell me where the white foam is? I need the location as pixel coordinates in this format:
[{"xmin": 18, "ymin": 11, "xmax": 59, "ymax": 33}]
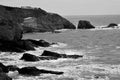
[{"xmin": 50, "ymin": 42, "xmax": 68, "ymax": 48}]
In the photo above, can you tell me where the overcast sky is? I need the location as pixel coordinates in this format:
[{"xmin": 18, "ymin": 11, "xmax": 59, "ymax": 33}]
[{"xmin": 0, "ymin": 0, "xmax": 120, "ymax": 15}]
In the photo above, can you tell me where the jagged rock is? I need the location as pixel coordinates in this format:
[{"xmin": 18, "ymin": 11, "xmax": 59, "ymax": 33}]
[
  {"xmin": 107, "ymin": 23, "xmax": 118, "ymax": 28},
  {"xmin": 77, "ymin": 20, "xmax": 95, "ymax": 29},
  {"xmin": 20, "ymin": 53, "xmax": 40, "ymax": 61},
  {"xmin": 0, "ymin": 5, "xmax": 76, "ymax": 33},
  {"xmin": 18, "ymin": 67, "xmax": 63, "ymax": 76}
]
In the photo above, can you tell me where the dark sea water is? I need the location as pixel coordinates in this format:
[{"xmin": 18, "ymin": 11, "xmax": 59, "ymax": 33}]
[{"xmin": 64, "ymin": 15, "xmax": 120, "ymax": 27}]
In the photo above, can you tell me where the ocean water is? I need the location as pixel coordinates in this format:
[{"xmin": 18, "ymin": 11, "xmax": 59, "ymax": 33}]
[
  {"xmin": 1, "ymin": 15, "xmax": 120, "ymax": 80},
  {"xmin": 64, "ymin": 15, "xmax": 120, "ymax": 27}
]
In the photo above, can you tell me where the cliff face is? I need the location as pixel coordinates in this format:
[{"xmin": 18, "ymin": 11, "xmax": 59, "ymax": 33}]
[{"xmin": 0, "ymin": 5, "xmax": 75, "ymax": 33}]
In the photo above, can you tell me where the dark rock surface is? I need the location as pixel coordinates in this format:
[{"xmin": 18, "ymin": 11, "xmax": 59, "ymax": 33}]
[
  {"xmin": 26, "ymin": 39, "xmax": 51, "ymax": 47},
  {"xmin": 0, "ymin": 5, "xmax": 75, "ymax": 33},
  {"xmin": 0, "ymin": 40, "xmax": 35, "ymax": 52},
  {"xmin": 20, "ymin": 53, "xmax": 40, "ymax": 61},
  {"xmin": 0, "ymin": 39, "xmax": 53, "ymax": 52},
  {"xmin": 0, "ymin": 72, "xmax": 12, "ymax": 80},
  {"xmin": 0, "ymin": 63, "xmax": 63, "ymax": 77},
  {"xmin": 6, "ymin": 65, "xmax": 19, "ymax": 71},
  {"xmin": 107, "ymin": 23, "xmax": 118, "ymax": 28},
  {"xmin": 0, "ymin": 17, "xmax": 23, "ymax": 41},
  {"xmin": 18, "ymin": 67, "xmax": 63, "ymax": 76},
  {"xmin": 77, "ymin": 20, "xmax": 95, "ymax": 29},
  {"xmin": 41, "ymin": 50, "xmax": 62, "ymax": 58},
  {"xmin": 20, "ymin": 53, "xmax": 58, "ymax": 61},
  {"xmin": 41, "ymin": 50, "xmax": 83, "ymax": 59},
  {"xmin": 0, "ymin": 65, "xmax": 12, "ymax": 80},
  {"xmin": 0, "ymin": 63, "xmax": 8, "ymax": 73}
]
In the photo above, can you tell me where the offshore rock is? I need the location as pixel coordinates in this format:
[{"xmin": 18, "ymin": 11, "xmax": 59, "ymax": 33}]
[
  {"xmin": 77, "ymin": 20, "xmax": 95, "ymax": 29},
  {"xmin": 107, "ymin": 23, "xmax": 118, "ymax": 28}
]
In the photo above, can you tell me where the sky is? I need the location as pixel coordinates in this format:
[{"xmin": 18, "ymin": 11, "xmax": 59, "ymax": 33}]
[{"xmin": 0, "ymin": 0, "xmax": 120, "ymax": 15}]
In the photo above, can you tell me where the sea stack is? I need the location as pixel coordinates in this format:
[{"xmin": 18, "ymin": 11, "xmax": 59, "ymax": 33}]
[{"xmin": 77, "ymin": 20, "xmax": 95, "ymax": 29}]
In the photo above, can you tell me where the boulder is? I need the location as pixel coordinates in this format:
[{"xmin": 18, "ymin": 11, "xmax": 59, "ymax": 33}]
[
  {"xmin": 0, "ymin": 17, "xmax": 23, "ymax": 41},
  {"xmin": 20, "ymin": 53, "xmax": 40, "ymax": 61},
  {"xmin": 41, "ymin": 50, "xmax": 62, "ymax": 58},
  {"xmin": 18, "ymin": 67, "xmax": 63, "ymax": 76},
  {"xmin": 107, "ymin": 23, "xmax": 118, "ymax": 28},
  {"xmin": 77, "ymin": 20, "xmax": 95, "ymax": 29}
]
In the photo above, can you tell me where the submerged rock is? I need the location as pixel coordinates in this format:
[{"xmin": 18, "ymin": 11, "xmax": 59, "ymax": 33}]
[
  {"xmin": 77, "ymin": 20, "xmax": 95, "ymax": 29},
  {"xmin": 18, "ymin": 67, "xmax": 63, "ymax": 76},
  {"xmin": 20, "ymin": 53, "xmax": 40, "ymax": 61}
]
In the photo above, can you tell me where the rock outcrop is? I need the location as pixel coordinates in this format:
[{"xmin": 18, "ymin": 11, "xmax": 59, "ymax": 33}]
[
  {"xmin": 18, "ymin": 67, "xmax": 63, "ymax": 76},
  {"xmin": 20, "ymin": 51, "xmax": 83, "ymax": 62},
  {"xmin": 77, "ymin": 20, "xmax": 95, "ymax": 29},
  {"xmin": 0, "ymin": 63, "xmax": 63, "ymax": 77},
  {"xmin": 0, "ymin": 39, "xmax": 53, "ymax": 52},
  {"xmin": 41, "ymin": 50, "xmax": 83, "ymax": 59},
  {"xmin": 107, "ymin": 23, "xmax": 118, "ymax": 28},
  {"xmin": 0, "ymin": 17, "xmax": 23, "ymax": 41},
  {"xmin": 0, "ymin": 5, "xmax": 75, "ymax": 33}
]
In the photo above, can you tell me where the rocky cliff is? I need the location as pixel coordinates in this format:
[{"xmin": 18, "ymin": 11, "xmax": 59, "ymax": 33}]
[{"xmin": 0, "ymin": 5, "xmax": 75, "ymax": 33}]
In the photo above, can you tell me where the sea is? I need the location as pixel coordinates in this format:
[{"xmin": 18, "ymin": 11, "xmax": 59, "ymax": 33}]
[
  {"xmin": 1, "ymin": 15, "xmax": 120, "ymax": 80},
  {"xmin": 64, "ymin": 15, "xmax": 120, "ymax": 27}
]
